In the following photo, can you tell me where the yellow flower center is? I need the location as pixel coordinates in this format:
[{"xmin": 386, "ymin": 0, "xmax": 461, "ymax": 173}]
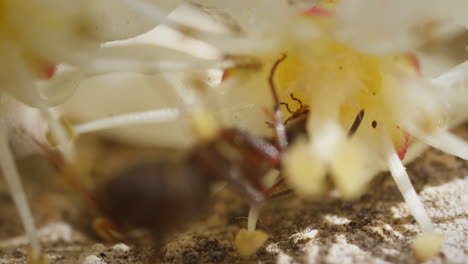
[{"xmin": 268, "ymin": 10, "xmax": 419, "ymax": 157}]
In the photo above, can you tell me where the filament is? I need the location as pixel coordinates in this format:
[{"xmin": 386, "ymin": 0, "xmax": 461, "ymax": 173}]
[
  {"xmin": 118, "ymin": 0, "xmax": 275, "ymax": 54},
  {"xmin": 248, "ymin": 205, "xmax": 262, "ymax": 232},
  {"xmin": 9, "ymin": 43, "xmax": 75, "ymax": 161},
  {"xmin": 0, "ymin": 122, "xmax": 40, "ymax": 255},
  {"xmin": 87, "ymin": 58, "xmax": 235, "ymax": 74},
  {"xmin": 404, "ymin": 125, "xmax": 468, "ymax": 161},
  {"xmin": 383, "ymin": 129, "xmax": 434, "ymax": 233},
  {"xmin": 74, "ymin": 108, "xmax": 182, "ymax": 134}
]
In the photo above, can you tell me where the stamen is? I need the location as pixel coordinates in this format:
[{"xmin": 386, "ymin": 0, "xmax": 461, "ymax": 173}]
[
  {"xmin": 157, "ymin": 72, "xmax": 206, "ymax": 116},
  {"xmin": 408, "ymin": 129, "xmax": 468, "ymax": 160},
  {"xmin": 311, "ymin": 121, "xmax": 344, "ymax": 161},
  {"xmin": 383, "ymin": 130, "xmax": 434, "ymax": 233},
  {"xmin": 118, "ymin": 0, "xmax": 275, "ymax": 54},
  {"xmin": 40, "ymin": 108, "xmax": 75, "ymax": 161},
  {"xmin": 74, "ymin": 108, "xmax": 181, "ymax": 134},
  {"xmin": 86, "ymin": 58, "xmax": 235, "ymax": 74},
  {"xmin": 432, "ymin": 60, "xmax": 468, "ymax": 88},
  {"xmin": 118, "ymin": 0, "xmax": 183, "ymax": 31},
  {"xmin": 431, "ymin": 61, "xmax": 468, "ymax": 125},
  {"xmin": 0, "ymin": 122, "xmax": 40, "ymax": 256},
  {"xmin": 248, "ymin": 205, "xmax": 262, "ymax": 232},
  {"xmin": 9, "ymin": 43, "xmax": 75, "ymax": 161},
  {"xmin": 330, "ymin": 140, "xmax": 370, "ymax": 199},
  {"xmin": 37, "ymin": 66, "xmax": 82, "ymax": 106}
]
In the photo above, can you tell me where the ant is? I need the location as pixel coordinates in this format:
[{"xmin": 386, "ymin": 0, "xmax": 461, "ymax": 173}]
[
  {"xmin": 94, "ymin": 57, "xmax": 285, "ymax": 240},
  {"xmin": 91, "ymin": 54, "xmax": 366, "ymax": 258}
]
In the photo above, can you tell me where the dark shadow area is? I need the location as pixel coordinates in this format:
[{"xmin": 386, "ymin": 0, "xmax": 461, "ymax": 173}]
[{"xmin": 0, "ymin": 124, "xmax": 467, "ymax": 263}]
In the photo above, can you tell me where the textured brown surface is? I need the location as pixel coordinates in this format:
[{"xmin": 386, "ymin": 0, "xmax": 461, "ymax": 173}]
[{"xmin": 0, "ymin": 125, "xmax": 467, "ymax": 264}]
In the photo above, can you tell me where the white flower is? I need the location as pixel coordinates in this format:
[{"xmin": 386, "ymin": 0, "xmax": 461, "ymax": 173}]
[
  {"xmin": 0, "ymin": 0, "xmax": 190, "ymax": 260},
  {"xmin": 68, "ymin": 0, "xmax": 468, "ymax": 248},
  {"xmin": 60, "ymin": 0, "xmax": 241, "ymax": 147},
  {"xmin": 24, "ymin": 0, "xmax": 465, "ymax": 260},
  {"xmin": 211, "ymin": 2, "xmax": 468, "ymax": 249},
  {"xmin": 335, "ymin": 0, "xmax": 468, "ymax": 54}
]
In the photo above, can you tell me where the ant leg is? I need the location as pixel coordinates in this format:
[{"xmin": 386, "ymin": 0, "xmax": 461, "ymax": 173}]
[
  {"xmin": 283, "ymin": 108, "xmax": 310, "ymax": 125},
  {"xmin": 233, "ymin": 54, "xmax": 290, "ymax": 232},
  {"xmin": 347, "ymin": 109, "xmax": 365, "ymax": 138},
  {"xmin": 243, "ymin": 55, "xmax": 289, "ymax": 232},
  {"xmin": 268, "ymin": 54, "xmax": 289, "ymax": 152},
  {"xmin": 220, "ymin": 129, "xmax": 281, "ymax": 168},
  {"xmin": 268, "ymin": 93, "xmax": 308, "ymax": 128},
  {"xmin": 267, "ymin": 189, "xmax": 293, "ymax": 200},
  {"xmin": 0, "ymin": 123, "xmax": 43, "ymax": 262},
  {"xmin": 264, "ymin": 178, "xmax": 286, "ymax": 197},
  {"xmin": 290, "ymin": 93, "xmax": 311, "ymax": 115},
  {"xmin": 264, "ymin": 121, "xmax": 274, "ymax": 129},
  {"xmin": 93, "ymin": 218, "xmax": 125, "ymax": 242},
  {"xmin": 261, "ymin": 55, "xmax": 292, "ymax": 196},
  {"xmin": 290, "ymin": 93, "xmax": 304, "ymax": 111}
]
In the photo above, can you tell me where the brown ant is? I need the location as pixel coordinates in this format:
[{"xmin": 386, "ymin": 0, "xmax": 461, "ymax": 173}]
[
  {"xmin": 90, "ymin": 54, "xmax": 366, "ymax": 257},
  {"xmin": 89, "ymin": 56, "xmax": 289, "ymax": 257}
]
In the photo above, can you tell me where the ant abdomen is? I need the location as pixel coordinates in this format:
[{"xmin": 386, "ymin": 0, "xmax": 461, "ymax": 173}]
[{"xmin": 96, "ymin": 161, "xmax": 211, "ymax": 235}]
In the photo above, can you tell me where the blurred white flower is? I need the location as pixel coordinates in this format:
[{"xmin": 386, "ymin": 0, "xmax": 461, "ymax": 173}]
[
  {"xmin": 215, "ymin": 2, "xmax": 468, "ymax": 248},
  {"xmin": 61, "ymin": 0, "xmax": 242, "ymax": 147},
  {"xmin": 335, "ymin": 0, "xmax": 468, "ymax": 54},
  {"xmin": 71, "ymin": 0, "xmax": 468, "ymax": 249},
  {"xmin": 0, "ymin": 0, "xmax": 189, "ymax": 260},
  {"xmin": 10, "ymin": 0, "xmax": 462, "ymax": 260}
]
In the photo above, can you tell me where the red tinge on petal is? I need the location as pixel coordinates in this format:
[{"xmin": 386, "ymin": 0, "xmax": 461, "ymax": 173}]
[
  {"xmin": 303, "ymin": 6, "xmax": 332, "ymax": 17},
  {"xmin": 397, "ymin": 133, "xmax": 409, "ymax": 160},
  {"xmin": 221, "ymin": 69, "xmax": 231, "ymax": 82},
  {"xmin": 41, "ymin": 63, "xmax": 57, "ymax": 80},
  {"xmin": 405, "ymin": 54, "xmax": 422, "ymax": 78}
]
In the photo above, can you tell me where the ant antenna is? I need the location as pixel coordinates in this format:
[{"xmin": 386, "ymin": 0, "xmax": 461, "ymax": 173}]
[
  {"xmin": 347, "ymin": 109, "xmax": 365, "ymax": 137},
  {"xmin": 283, "ymin": 93, "xmax": 310, "ymax": 125},
  {"xmin": 280, "ymin": 102, "xmax": 293, "ymax": 114},
  {"xmin": 268, "ymin": 54, "xmax": 288, "ymax": 151},
  {"xmin": 268, "ymin": 54, "xmax": 287, "ymax": 111},
  {"xmin": 290, "ymin": 93, "xmax": 303, "ymax": 106}
]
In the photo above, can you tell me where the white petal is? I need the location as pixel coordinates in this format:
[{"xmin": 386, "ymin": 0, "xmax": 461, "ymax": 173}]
[
  {"xmin": 405, "ymin": 127, "xmax": 468, "ymax": 161},
  {"xmin": 0, "ymin": 96, "xmax": 47, "ymax": 157},
  {"xmin": 60, "ymin": 72, "xmax": 196, "ymax": 148},
  {"xmin": 104, "ymin": 1, "xmax": 276, "ymax": 58},
  {"xmin": 37, "ymin": 65, "xmax": 83, "ymax": 106},
  {"xmin": 4, "ymin": 0, "xmax": 99, "ymax": 63},
  {"xmin": 431, "ymin": 60, "xmax": 468, "ymax": 125},
  {"xmin": 85, "ymin": 0, "xmax": 182, "ymax": 41},
  {"xmin": 335, "ymin": 0, "xmax": 466, "ymax": 54}
]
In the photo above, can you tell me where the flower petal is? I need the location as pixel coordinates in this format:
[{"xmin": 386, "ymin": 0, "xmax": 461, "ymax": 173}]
[
  {"xmin": 335, "ymin": 0, "xmax": 466, "ymax": 54},
  {"xmin": 85, "ymin": 0, "xmax": 182, "ymax": 41}
]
